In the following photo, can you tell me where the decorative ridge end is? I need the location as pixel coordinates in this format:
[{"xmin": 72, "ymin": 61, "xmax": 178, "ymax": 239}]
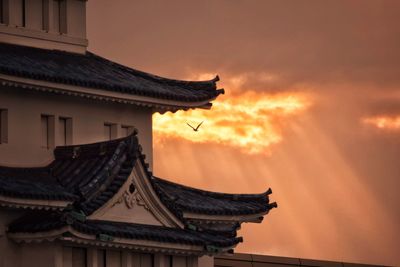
[
  {"xmin": 213, "ymin": 75, "xmax": 220, "ymax": 82},
  {"xmin": 266, "ymin": 188, "xmax": 272, "ymax": 195},
  {"xmin": 216, "ymin": 88, "xmax": 225, "ymax": 95},
  {"xmin": 269, "ymin": 202, "xmax": 278, "ymax": 209}
]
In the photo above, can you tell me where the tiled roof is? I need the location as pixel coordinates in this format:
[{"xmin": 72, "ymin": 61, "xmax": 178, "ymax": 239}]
[
  {"xmin": 0, "ymin": 42, "xmax": 223, "ymax": 105},
  {"xmin": 8, "ymin": 211, "xmax": 241, "ymax": 248},
  {"xmin": 0, "ymin": 135, "xmax": 275, "ymax": 251},
  {"xmin": 152, "ymin": 177, "xmax": 276, "ymax": 217},
  {"xmin": 0, "ymin": 168, "xmax": 77, "ymax": 201},
  {"xmin": 0, "ymin": 134, "xmax": 138, "ymax": 214},
  {"xmin": 0, "ymin": 143, "xmax": 275, "ymax": 216},
  {"xmin": 52, "ymin": 136, "xmax": 138, "ymax": 215}
]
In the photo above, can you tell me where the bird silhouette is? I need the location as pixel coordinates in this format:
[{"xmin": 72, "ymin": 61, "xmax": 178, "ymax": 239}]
[{"xmin": 186, "ymin": 121, "xmax": 204, "ymax": 132}]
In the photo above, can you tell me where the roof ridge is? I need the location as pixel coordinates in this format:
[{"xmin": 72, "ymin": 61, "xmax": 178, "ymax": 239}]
[
  {"xmin": 53, "ymin": 132, "xmax": 138, "ymax": 160},
  {"xmin": 87, "ymin": 51, "xmax": 219, "ymax": 88}
]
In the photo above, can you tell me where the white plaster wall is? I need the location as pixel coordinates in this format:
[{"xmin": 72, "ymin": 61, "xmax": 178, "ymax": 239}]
[
  {"xmin": 0, "ymin": 88, "xmax": 153, "ymax": 169},
  {"xmin": 198, "ymin": 256, "xmax": 214, "ymax": 267},
  {"xmin": 25, "ymin": 0, "xmax": 44, "ymax": 30},
  {"xmin": 66, "ymin": 0, "xmax": 86, "ymax": 39},
  {"xmin": 0, "ymin": 0, "xmax": 87, "ymax": 53}
]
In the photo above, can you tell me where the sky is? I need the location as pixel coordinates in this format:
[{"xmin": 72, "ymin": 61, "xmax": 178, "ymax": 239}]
[{"xmin": 87, "ymin": 1, "xmax": 400, "ymax": 265}]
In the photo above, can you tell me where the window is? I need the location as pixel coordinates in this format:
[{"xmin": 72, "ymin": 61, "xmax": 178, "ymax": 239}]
[
  {"xmin": 53, "ymin": 0, "xmax": 66, "ymax": 33},
  {"xmin": 41, "ymin": 0, "xmax": 46, "ymax": 30},
  {"xmin": 41, "ymin": 114, "xmax": 55, "ymax": 149},
  {"xmin": 104, "ymin": 123, "xmax": 117, "ymax": 140},
  {"xmin": 58, "ymin": 117, "xmax": 72, "ymax": 146},
  {"xmin": 0, "ymin": 109, "xmax": 8, "ymax": 144},
  {"xmin": 22, "ymin": 0, "xmax": 26, "ymax": 27},
  {"xmin": 121, "ymin": 125, "xmax": 135, "ymax": 137},
  {"xmin": 0, "ymin": 0, "xmax": 4, "ymax": 24}
]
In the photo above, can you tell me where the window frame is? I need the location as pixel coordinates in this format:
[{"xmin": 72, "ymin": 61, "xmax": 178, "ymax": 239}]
[
  {"xmin": 41, "ymin": 114, "xmax": 55, "ymax": 149},
  {"xmin": 58, "ymin": 116, "xmax": 72, "ymax": 146},
  {"xmin": 104, "ymin": 122, "xmax": 118, "ymax": 140}
]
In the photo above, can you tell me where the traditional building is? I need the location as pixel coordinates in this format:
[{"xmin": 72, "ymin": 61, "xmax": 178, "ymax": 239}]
[{"xmin": 0, "ymin": 1, "xmax": 276, "ymax": 267}]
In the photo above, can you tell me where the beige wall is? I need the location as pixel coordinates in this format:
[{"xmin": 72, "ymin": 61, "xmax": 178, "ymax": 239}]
[
  {"xmin": 199, "ymin": 256, "xmax": 214, "ymax": 267},
  {"xmin": 0, "ymin": 87, "xmax": 153, "ymax": 169},
  {"xmin": 0, "ymin": 0, "xmax": 87, "ymax": 53}
]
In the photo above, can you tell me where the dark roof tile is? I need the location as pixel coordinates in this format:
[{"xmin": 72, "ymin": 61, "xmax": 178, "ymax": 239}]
[
  {"xmin": 8, "ymin": 212, "xmax": 240, "ymax": 248},
  {"xmin": 152, "ymin": 177, "xmax": 274, "ymax": 217},
  {"xmin": 0, "ymin": 134, "xmax": 139, "ymax": 214},
  {"xmin": 0, "ymin": 43, "xmax": 223, "ymax": 105}
]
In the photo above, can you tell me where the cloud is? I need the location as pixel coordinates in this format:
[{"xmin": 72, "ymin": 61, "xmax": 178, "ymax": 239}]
[
  {"xmin": 363, "ymin": 115, "xmax": 400, "ymax": 130},
  {"xmin": 153, "ymin": 91, "xmax": 310, "ymax": 154}
]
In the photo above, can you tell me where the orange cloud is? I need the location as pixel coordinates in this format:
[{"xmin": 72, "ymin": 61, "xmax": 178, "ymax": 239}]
[
  {"xmin": 363, "ymin": 115, "xmax": 400, "ymax": 130},
  {"xmin": 153, "ymin": 91, "xmax": 311, "ymax": 154}
]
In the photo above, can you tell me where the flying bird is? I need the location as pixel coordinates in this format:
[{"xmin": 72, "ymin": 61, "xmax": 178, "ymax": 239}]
[{"xmin": 186, "ymin": 121, "xmax": 204, "ymax": 132}]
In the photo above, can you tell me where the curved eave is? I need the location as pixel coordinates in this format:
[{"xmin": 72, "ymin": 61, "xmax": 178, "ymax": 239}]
[
  {"xmin": 152, "ymin": 177, "xmax": 276, "ymax": 220},
  {"xmin": 0, "ymin": 74, "xmax": 224, "ymax": 112},
  {"xmin": 0, "ymin": 195, "xmax": 71, "ymax": 211},
  {"xmin": 182, "ymin": 209, "xmax": 273, "ymax": 224},
  {"xmin": 8, "ymin": 226, "xmax": 237, "ymax": 256}
]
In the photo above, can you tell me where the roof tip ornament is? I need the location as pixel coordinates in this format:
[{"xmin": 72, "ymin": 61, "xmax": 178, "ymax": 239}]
[
  {"xmin": 126, "ymin": 132, "xmax": 139, "ymax": 158},
  {"xmin": 269, "ymin": 202, "xmax": 278, "ymax": 209},
  {"xmin": 132, "ymin": 127, "xmax": 139, "ymax": 136},
  {"xmin": 216, "ymin": 88, "xmax": 225, "ymax": 95},
  {"xmin": 213, "ymin": 75, "xmax": 220, "ymax": 82},
  {"xmin": 266, "ymin": 188, "xmax": 272, "ymax": 195}
]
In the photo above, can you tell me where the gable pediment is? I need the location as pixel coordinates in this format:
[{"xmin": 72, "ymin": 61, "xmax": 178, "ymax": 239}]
[
  {"xmin": 90, "ymin": 180, "xmax": 163, "ymax": 226},
  {"xmin": 89, "ymin": 159, "xmax": 183, "ymax": 228}
]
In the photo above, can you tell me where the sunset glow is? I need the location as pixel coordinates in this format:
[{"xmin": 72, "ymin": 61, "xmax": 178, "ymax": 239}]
[
  {"xmin": 153, "ymin": 92, "xmax": 310, "ymax": 154},
  {"xmin": 363, "ymin": 115, "xmax": 400, "ymax": 130}
]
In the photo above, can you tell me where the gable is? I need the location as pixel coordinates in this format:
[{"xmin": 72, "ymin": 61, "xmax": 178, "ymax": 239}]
[
  {"xmin": 89, "ymin": 158, "xmax": 183, "ymax": 228},
  {"xmin": 90, "ymin": 177, "xmax": 162, "ymax": 226}
]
